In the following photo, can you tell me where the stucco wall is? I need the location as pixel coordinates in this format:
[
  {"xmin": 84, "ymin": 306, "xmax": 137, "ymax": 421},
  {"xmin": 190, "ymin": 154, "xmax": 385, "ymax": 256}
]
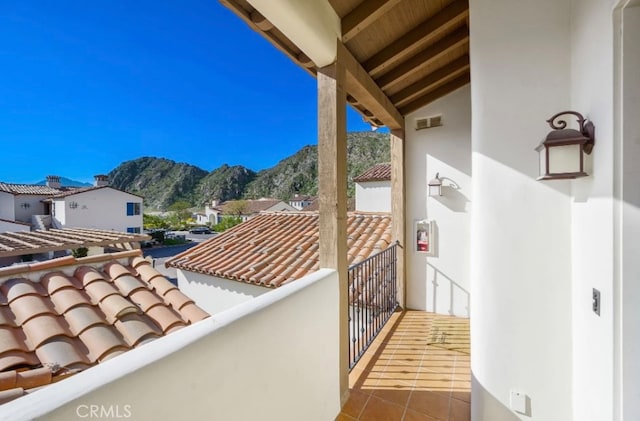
[
  {"xmin": 470, "ymin": 0, "xmax": 574, "ymax": 419},
  {"xmin": 12, "ymin": 195, "xmax": 49, "ymax": 223},
  {"xmin": 405, "ymin": 85, "xmax": 471, "ymax": 317},
  {"xmin": 55, "ymin": 188, "xmax": 143, "ymax": 232},
  {"xmin": 177, "ymin": 269, "xmax": 270, "ymax": 314},
  {"xmin": 3, "ymin": 269, "xmax": 341, "ymax": 421},
  {"xmin": 0, "ymin": 192, "xmax": 14, "ymax": 221},
  {"xmin": 355, "ymin": 181, "xmax": 391, "ymax": 213},
  {"xmin": 614, "ymin": 2, "xmax": 640, "ymax": 420}
]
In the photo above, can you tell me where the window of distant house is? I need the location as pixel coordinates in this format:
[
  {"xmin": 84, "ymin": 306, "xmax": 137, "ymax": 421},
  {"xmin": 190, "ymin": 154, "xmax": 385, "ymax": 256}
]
[
  {"xmin": 127, "ymin": 227, "xmax": 141, "ymax": 234},
  {"xmin": 126, "ymin": 202, "xmax": 141, "ymax": 216}
]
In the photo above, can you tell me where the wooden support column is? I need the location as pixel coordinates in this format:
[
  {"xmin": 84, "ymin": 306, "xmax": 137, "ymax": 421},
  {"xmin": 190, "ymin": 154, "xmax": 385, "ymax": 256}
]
[
  {"xmin": 390, "ymin": 129, "xmax": 406, "ymax": 309},
  {"xmin": 317, "ymin": 60, "xmax": 349, "ymax": 404}
]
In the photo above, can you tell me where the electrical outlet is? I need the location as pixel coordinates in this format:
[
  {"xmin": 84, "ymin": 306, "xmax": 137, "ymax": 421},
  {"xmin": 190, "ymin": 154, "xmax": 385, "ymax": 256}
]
[{"xmin": 592, "ymin": 288, "xmax": 601, "ymax": 316}]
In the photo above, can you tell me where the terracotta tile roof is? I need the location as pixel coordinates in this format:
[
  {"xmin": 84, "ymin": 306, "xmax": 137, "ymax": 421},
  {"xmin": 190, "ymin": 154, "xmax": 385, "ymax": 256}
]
[
  {"xmin": 353, "ymin": 163, "xmax": 392, "ymax": 182},
  {"xmin": 0, "ymin": 250, "xmax": 209, "ymax": 404},
  {"xmin": 0, "ymin": 228, "xmax": 151, "ymax": 258},
  {"xmin": 0, "ymin": 183, "xmax": 63, "ymax": 196},
  {"xmin": 213, "ymin": 199, "xmax": 289, "ymax": 216},
  {"xmin": 167, "ymin": 211, "xmax": 393, "ymax": 288}
]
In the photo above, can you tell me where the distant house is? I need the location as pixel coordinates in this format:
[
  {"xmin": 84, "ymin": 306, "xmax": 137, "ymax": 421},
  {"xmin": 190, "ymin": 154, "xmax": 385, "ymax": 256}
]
[
  {"xmin": 194, "ymin": 212, "xmax": 209, "ymax": 225},
  {"xmin": 0, "ymin": 175, "xmax": 144, "ymax": 234},
  {"xmin": 288, "ymin": 193, "xmax": 315, "ymax": 210},
  {"xmin": 0, "ymin": 178, "xmax": 63, "ymax": 225},
  {"xmin": 353, "ymin": 163, "xmax": 391, "ymax": 213},
  {"xmin": 204, "ymin": 198, "xmax": 296, "ymax": 224},
  {"xmin": 166, "ymin": 211, "xmax": 392, "ymax": 315}
]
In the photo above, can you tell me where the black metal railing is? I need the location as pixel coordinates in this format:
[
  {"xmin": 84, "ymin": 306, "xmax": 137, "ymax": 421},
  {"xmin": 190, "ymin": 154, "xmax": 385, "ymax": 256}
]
[{"xmin": 348, "ymin": 242, "xmax": 399, "ymax": 370}]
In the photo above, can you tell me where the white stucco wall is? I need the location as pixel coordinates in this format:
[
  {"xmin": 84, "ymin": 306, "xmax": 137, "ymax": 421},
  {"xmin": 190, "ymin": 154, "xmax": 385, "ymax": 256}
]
[
  {"xmin": 54, "ymin": 188, "xmax": 143, "ymax": 232},
  {"xmin": 12, "ymin": 194, "xmax": 49, "ymax": 223},
  {"xmin": 177, "ymin": 269, "xmax": 270, "ymax": 314},
  {"xmin": 2, "ymin": 269, "xmax": 341, "ymax": 421},
  {"xmin": 405, "ymin": 85, "xmax": 471, "ymax": 317},
  {"xmin": 355, "ymin": 181, "xmax": 391, "ymax": 213},
  {"xmin": 0, "ymin": 192, "xmax": 14, "ymax": 221},
  {"xmin": 614, "ymin": 2, "xmax": 640, "ymax": 420},
  {"xmin": 470, "ymin": 0, "xmax": 574, "ymax": 420}
]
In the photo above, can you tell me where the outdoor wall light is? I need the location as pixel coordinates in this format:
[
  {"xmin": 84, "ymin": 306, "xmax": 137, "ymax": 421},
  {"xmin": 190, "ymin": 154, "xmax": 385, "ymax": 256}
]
[
  {"xmin": 536, "ymin": 111, "xmax": 595, "ymax": 180},
  {"xmin": 69, "ymin": 201, "xmax": 78, "ymax": 209},
  {"xmin": 20, "ymin": 203, "xmax": 30, "ymax": 209},
  {"xmin": 428, "ymin": 173, "xmax": 443, "ymax": 196}
]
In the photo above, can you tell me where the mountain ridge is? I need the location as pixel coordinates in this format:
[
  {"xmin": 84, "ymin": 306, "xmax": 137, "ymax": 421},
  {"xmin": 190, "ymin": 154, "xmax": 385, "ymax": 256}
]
[{"xmin": 108, "ymin": 131, "xmax": 391, "ymax": 211}]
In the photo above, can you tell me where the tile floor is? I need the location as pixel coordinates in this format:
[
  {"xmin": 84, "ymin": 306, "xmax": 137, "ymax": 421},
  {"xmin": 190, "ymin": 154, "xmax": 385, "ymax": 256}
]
[{"xmin": 337, "ymin": 311, "xmax": 470, "ymax": 421}]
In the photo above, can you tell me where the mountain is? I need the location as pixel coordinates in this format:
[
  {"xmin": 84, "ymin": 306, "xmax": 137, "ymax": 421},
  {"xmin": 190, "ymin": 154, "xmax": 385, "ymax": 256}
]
[
  {"xmin": 109, "ymin": 157, "xmax": 208, "ymax": 210},
  {"xmin": 108, "ymin": 131, "xmax": 391, "ymax": 211},
  {"xmin": 35, "ymin": 177, "xmax": 92, "ymax": 187},
  {"xmin": 195, "ymin": 164, "xmax": 256, "ymax": 203}
]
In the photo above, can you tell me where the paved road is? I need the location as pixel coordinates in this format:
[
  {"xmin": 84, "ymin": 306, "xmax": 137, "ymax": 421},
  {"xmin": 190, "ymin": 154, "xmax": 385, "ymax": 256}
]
[{"xmin": 142, "ymin": 231, "xmax": 217, "ymax": 284}]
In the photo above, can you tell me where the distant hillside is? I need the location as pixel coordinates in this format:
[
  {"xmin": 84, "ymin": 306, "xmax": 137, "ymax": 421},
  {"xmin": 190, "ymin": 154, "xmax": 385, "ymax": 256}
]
[
  {"xmin": 109, "ymin": 157, "xmax": 208, "ymax": 210},
  {"xmin": 195, "ymin": 164, "xmax": 256, "ymax": 203},
  {"xmin": 35, "ymin": 177, "xmax": 92, "ymax": 187},
  {"xmin": 245, "ymin": 131, "xmax": 390, "ymax": 199},
  {"xmin": 108, "ymin": 132, "xmax": 391, "ymax": 211}
]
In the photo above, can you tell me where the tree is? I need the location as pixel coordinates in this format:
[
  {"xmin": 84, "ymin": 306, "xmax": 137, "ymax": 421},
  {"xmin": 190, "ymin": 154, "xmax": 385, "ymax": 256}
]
[
  {"xmin": 224, "ymin": 200, "xmax": 249, "ymax": 217},
  {"xmin": 212, "ymin": 216, "xmax": 242, "ymax": 232},
  {"xmin": 166, "ymin": 201, "xmax": 193, "ymax": 230},
  {"xmin": 143, "ymin": 214, "xmax": 170, "ymax": 230}
]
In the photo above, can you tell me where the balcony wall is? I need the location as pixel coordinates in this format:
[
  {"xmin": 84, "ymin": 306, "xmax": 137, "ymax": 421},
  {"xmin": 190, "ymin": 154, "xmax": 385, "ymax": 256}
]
[
  {"xmin": 2, "ymin": 269, "xmax": 341, "ymax": 421},
  {"xmin": 177, "ymin": 268, "xmax": 270, "ymax": 314}
]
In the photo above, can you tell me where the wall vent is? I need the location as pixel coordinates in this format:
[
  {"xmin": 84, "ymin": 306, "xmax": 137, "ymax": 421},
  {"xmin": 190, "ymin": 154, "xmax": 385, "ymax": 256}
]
[{"xmin": 415, "ymin": 115, "xmax": 443, "ymax": 130}]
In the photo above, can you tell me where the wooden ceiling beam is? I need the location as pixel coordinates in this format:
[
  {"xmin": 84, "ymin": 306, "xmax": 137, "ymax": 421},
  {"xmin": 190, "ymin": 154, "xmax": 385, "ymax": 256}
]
[
  {"xmin": 390, "ymin": 55, "xmax": 470, "ymax": 106},
  {"xmin": 375, "ymin": 26, "xmax": 469, "ymax": 91},
  {"xmin": 336, "ymin": 42, "xmax": 403, "ymax": 129},
  {"xmin": 250, "ymin": 10, "xmax": 273, "ymax": 31},
  {"xmin": 219, "ymin": 0, "xmax": 317, "ymax": 77},
  {"xmin": 399, "ymin": 73, "xmax": 470, "ymax": 115},
  {"xmin": 364, "ymin": 0, "xmax": 469, "ymax": 76},
  {"xmin": 342, "ymin": 0, "xmax": 404, "ymax": 43}
]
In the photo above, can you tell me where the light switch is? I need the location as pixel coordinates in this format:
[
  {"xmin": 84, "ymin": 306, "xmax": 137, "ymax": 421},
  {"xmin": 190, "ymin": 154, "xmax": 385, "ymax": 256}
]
[{"xmin": 510, "ymin": 390, "xmax": 527, "ymax": 414}]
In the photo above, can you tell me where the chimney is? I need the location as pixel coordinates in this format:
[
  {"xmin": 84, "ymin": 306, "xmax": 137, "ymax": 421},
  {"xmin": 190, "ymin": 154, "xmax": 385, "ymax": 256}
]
[
  {"xmin": 94, "ymin": 174, "xmax": 109, "ymax": 187},
  {"xmin": 211, "ymin": 199, "xmax": 219, "ymax": 207},
  {"xmin": 46, "ymin": 175, "xmax": 61, "ymax": 189}
]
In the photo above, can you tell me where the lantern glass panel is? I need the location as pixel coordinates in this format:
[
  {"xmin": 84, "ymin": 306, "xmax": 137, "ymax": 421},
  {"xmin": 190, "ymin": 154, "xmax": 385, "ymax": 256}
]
[
  {"xmin": 549, "ymin": 144, "xmax": 581, "ymax": 174},
  {"xmin": 538, "ymin": 147, "xmax": 547, "ymax": 176}
]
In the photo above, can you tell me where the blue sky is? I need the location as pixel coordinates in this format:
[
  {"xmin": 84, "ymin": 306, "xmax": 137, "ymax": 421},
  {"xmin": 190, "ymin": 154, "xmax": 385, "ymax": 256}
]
[{"xmin": 0, "ymin": 1, "xmax": 377, "ymax": 184}]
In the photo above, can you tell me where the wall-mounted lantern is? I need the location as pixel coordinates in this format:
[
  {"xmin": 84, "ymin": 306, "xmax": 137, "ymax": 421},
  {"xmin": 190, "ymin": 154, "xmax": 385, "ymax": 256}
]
[
  {"xmin": 428, "ymin": 173, "xmax": 443, "ymax": 196},
  {"xmin": 69, "ymin": 201, "xmax": 78, "ymax": 209},
  {"xmin": 20, "ymin": 203, "xmax": 30, "ymax": 209},
  {"xmin": 536, "ymin": 111, "xmax": 595, "ymax": 180}
]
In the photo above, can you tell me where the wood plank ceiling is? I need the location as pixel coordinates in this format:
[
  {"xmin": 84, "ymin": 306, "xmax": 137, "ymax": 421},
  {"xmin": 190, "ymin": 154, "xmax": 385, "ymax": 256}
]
[{"xmin": 220, "ymin": 0, "xmax": 470, "ymax": 127}]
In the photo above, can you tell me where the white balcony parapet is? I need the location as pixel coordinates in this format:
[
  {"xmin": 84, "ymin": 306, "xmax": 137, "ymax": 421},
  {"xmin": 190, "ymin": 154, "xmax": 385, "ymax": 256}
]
[{"xmin": 1, "ymin": 268, "xmax": 341, "ymax": 421}]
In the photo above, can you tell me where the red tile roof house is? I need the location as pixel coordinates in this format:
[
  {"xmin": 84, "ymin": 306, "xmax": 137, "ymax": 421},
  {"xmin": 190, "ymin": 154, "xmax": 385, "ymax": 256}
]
[
  {"xmin": 352, "ymin": 163, "xmax": 391, "ymax": 213},
  {"xmin": 166, "ymin": 211, "xmax": 393, "ymax": 315},
  {"xmin": 204, "ymin": 198, "xmax": 297, "ymax": 224}
]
